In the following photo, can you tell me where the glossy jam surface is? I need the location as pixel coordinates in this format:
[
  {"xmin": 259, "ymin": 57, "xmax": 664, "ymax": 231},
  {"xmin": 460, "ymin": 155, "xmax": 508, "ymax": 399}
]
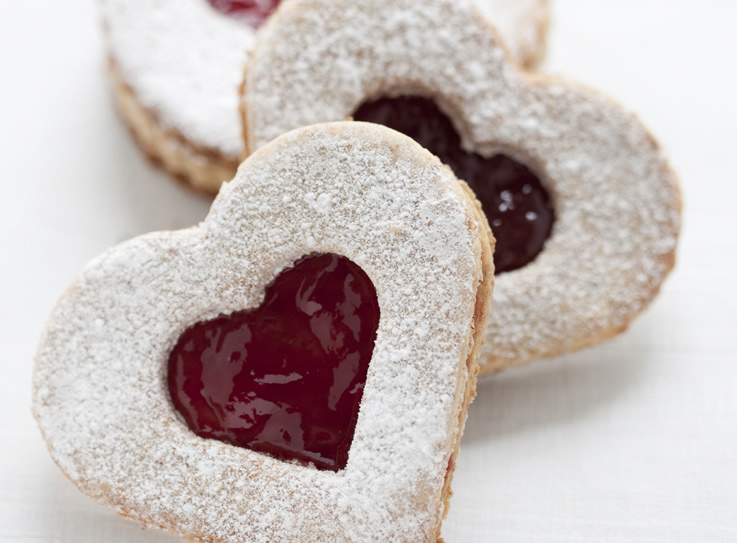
[
  {"xmin": 207, "ymin": 0, "xmax": 281, "ymax": 28},
  {"xmin": 168, "ymin": 253, "xmax": 379, "ymax": 472},
  {"xmin": 353, "ymin": 96, "xmax": 555, "ymax": 273}
]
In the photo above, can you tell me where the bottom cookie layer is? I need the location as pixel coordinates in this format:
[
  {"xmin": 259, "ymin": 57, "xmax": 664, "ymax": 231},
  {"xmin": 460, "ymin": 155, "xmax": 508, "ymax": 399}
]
[{"xmin": 108, "ymin": 59, "xmax": 238, "ymax": 194}]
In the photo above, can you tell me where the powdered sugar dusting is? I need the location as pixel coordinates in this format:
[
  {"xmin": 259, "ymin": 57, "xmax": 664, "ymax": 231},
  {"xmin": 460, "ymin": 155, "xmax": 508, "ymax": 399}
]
[
  {"xmin": 243, "ymin": 0, "xmax": 681, "ymax": 372},
  {"xmin": 33, "ymin": 123, "xmax": 487, "ymax": 542},
  {"xmin": 100, "ymin": 0, "xmax": 546, "ymax": 159}
]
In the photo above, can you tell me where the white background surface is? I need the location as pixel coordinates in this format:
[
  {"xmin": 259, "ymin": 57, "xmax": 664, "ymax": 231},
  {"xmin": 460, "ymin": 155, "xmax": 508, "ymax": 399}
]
[{"xmin": 1, "ymin": 1, "xmax": 735, "ymax": 541}]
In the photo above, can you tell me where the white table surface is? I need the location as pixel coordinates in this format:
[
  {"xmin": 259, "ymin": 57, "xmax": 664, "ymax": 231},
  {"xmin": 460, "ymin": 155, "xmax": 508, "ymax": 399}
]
[{"xmin": 1, "ymin": 1, "xmax": 736, "ymax": 541}]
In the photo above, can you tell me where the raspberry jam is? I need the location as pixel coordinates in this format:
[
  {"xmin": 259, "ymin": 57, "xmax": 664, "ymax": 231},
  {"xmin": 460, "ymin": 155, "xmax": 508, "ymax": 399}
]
[
  {"xmin": 168, "ymin": 253, "xmax": 379, "ymax": 472},
  {"xmin": 207, "ymin": 0, "xmax": 281, "ymax": 28},
  {"xmin": 353, "ymin": 96, "xmax": 554, "ymax": 273}
]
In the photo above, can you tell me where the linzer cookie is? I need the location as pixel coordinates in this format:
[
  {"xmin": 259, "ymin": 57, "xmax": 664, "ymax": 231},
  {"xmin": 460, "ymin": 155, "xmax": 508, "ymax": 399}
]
[
  {"xmin": 242, "ymin": 0, "xmax": 681, "ymax": 373},
  {"xmin": 33, "ymin": 122, "xmax": 494, "ymax": 542},
  {"xmin": 99, "ymin": 0, "xmax": 548, "ymax": 192}
]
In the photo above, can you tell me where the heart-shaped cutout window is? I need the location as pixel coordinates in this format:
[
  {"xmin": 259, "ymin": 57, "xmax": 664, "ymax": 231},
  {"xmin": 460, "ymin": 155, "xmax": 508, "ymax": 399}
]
[
  {"xmin": 207, "ymin": 0, "xmax": 281, "ymax": 27},
  {"xmin": 353, "ymin": 96, "xmax": 555, "ymax": 273},
  {"xmin": 168, "ymin": 253, "xmax": 379, "ymax": 472}
]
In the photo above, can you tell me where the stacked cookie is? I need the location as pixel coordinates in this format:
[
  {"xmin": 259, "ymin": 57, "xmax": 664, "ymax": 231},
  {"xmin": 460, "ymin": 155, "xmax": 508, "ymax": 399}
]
[
  {"xmin": 34, "ymin": 1, "xmax": 680, "ymax": 542},
  {"xmin": 100, "ymin": 0, "xmax": 549, "ymax": 192}
]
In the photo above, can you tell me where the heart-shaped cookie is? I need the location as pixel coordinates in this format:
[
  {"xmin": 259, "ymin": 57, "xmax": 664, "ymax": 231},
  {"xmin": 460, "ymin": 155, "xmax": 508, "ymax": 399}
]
[
  {"xmin": 100, "ymin": 0, "xmax": 549, "ymax": 191},
  {"xmin": 242, "ymin": 0, "xmax": 681, "ymax": 373},
  {"xmin": 34, "ymin": 122, "xmax": 493, "ymax": 542}
]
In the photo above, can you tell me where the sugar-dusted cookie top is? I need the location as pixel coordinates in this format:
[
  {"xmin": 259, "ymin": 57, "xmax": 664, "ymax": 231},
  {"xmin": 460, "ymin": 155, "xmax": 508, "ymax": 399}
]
[
  {"xmin": 242, "ymin": 0, "xmax": 681, "ymax": 372},
  {"xmin": 33, "ymin": 122, "xmax": 493, "ymax": 542},
  {"xmin": 101, "ymin": 0, "xmax": 256, "ymax": 160}
]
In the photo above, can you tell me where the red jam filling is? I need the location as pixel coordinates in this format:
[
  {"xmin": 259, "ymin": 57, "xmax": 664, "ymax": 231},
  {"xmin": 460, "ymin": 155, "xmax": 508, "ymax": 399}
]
[
  {"xmin": 353, "ymin": 96, "xmax": 555, "ymax": 273},
  {"xmin": 206, "ymin": 0, "xmax": 281, "ymax": 28},
  {"xmin": 168, "ymin": 253, "xmax": 379, "ymax": 472}
]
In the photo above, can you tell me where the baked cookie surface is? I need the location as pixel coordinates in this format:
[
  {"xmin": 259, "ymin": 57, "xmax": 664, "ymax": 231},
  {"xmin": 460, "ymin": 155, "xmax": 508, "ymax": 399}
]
[
  {"xmin": 242, "ymin": 0, "xmax": 681, "ymax": 373},
  {"xmin": 33, "ymin": 122, "xmax": 493, "ymax": 542},
  {"xmin": 99, "ymin": 0, "xmax": 548, "ymax": 192}
]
